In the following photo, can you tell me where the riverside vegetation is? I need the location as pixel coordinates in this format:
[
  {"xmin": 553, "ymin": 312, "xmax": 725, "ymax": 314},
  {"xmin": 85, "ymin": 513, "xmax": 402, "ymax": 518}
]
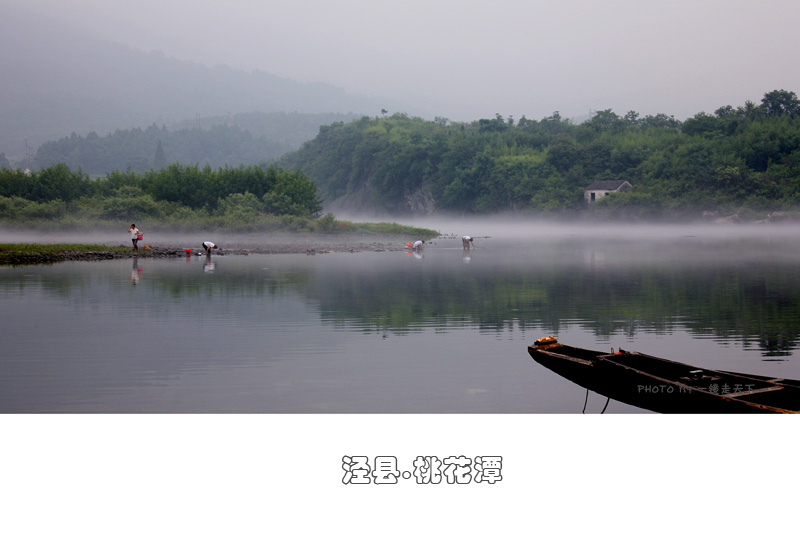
[
  {"xmin": 4, "ymin": 90, "xmax": 800, "ymax": 225},
  {"xmin": 0, "ymin": 163, "xmax": 438, "ymax": 236},
  {"xmin": 278, "ymin": 90, "xmax": 800, "ymax": 220}
]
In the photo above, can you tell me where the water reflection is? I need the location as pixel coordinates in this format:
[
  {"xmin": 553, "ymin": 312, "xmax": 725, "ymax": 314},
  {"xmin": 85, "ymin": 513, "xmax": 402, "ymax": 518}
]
[
  {"xmin": 3, "ymin": 231, "xmax": 800, "ymax": 413},
  {"xmin": 130, "ymin": 257, "xmax": 142, "ymax": 284}
]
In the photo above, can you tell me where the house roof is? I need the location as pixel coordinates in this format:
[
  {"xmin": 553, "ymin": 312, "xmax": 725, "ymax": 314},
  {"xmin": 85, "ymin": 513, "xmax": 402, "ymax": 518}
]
[{"xmin": 585, "ymin": 179, "xmax": 630, "ymax": 191}]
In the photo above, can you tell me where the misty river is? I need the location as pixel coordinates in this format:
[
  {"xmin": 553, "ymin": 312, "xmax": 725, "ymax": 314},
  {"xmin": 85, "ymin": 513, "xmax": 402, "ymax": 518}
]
[{"xmin": 3, "ymin": 220, "xmax": 800, "ymax": 413}]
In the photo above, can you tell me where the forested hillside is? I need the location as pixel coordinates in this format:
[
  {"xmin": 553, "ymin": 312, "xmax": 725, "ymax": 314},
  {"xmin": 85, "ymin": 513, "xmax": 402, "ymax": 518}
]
[
  {"xmin": 279, "ymin": 90, "xmax": 800, "ymax": 220},
  {"xmin": 33, "ymin": 112, "xmax": 360, "ymax": 176}
]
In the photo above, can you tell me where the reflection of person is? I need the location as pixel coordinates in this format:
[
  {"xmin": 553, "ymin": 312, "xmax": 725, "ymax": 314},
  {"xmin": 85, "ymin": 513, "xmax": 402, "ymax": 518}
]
[
  {"xmin": 412, "ymin": 240, "xmax": 424, "ymax": 252},
  {"xmin": 130, "ymin": 257, "xmax": 141, "ymax": 284},
  {"xmin": 202, "ymin": 241, "xmax": 218, "ymax": 256},
  {"xmin": 129, "ymin": 224, "xmax": 140, "ymax": 250},
  {"xmin": 203, "ymin": 255, "xmax": 216, "ymax": 273},
  {"xmin": 462, "ymin": 236, "xmax": 475, "ymax": 249}
]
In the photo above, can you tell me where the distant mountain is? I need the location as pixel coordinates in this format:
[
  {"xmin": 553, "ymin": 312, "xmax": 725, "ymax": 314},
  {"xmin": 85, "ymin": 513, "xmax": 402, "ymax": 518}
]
[
  {"xmin": 35, "ymin": 111, "xmax": 362, "ymax": 176},
  {"xmin": 0, "ymin": 5, "xmax": 384, "ymax": 161}
]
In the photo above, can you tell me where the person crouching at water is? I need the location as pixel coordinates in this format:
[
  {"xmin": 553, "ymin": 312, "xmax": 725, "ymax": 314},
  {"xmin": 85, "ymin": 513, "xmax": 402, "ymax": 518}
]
[
  {"xmin": 202, "ymin": 241, "xmax": 218, "ymax": 256},
  {"xmin": 413, "ymin": 240, "xmax": 424, "ymax": 252},
  {"xmin": 462, "ymin": 236, "xmax": 474, "ymax": 249},
  {"xmin": 129, "ymin": 224, "xmax": 140, "ymax": 250}
]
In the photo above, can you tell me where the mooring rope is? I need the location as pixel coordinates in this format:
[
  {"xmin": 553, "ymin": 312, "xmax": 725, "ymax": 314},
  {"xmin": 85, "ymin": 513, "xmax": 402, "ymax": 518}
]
[
  {"xmin": 600, "ymin": 396, "xmax": 610, "ymax": 414},
  {"xmin": 583, "ymin": 389, "xmax": 611, "ymax": 414}
]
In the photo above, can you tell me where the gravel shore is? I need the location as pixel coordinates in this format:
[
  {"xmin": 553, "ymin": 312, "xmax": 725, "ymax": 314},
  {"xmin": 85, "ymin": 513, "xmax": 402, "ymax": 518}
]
[{"xmin": 155, "ymin": 233, "xmax": 421, "ymax": 255}]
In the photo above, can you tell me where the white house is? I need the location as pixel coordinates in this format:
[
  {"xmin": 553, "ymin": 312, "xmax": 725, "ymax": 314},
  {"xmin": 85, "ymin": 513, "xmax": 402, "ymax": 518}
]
[{"xmin": 584, "ymin": 180, "xmax": 632, "ymax": 203}]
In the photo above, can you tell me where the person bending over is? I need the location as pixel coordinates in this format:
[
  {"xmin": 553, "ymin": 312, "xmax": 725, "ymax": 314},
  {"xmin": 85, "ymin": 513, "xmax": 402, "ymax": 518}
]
[{"xmin": 202, "ymin": 241, "xmax": 218, "ymax": 256}]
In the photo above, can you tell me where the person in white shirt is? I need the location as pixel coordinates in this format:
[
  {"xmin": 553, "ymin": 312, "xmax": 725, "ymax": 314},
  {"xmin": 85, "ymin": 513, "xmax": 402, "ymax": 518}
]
[
  {"xmin": 412, "ymin": 240, "xmax": 424, "ymax": 252},
  {"xmin": 128, "ymin": 224, "xmax": 140, "ymax": 250},
  {"xmin": 462, "ymin": 236, "xmax": 474, "ymax": 249},
  {"xmin": 202, "ymin": 241, "xmax": 218, "ymax": 256}
]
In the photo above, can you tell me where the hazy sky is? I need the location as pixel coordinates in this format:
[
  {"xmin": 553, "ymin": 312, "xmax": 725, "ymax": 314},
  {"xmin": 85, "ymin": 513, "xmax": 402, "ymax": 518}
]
[{"xmin": 10, "ymin": 0, "xmax": 800, "ymax": 122}]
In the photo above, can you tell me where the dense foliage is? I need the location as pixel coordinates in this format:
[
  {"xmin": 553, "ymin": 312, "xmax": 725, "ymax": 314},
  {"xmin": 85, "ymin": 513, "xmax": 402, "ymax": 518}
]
[
  {"xmin": 279, "ymin": 90, "xmax": 800, "ymax": 220},
  {"xmin": 0, "ymin": 163, "xmax": 323, "ymax": 231}
]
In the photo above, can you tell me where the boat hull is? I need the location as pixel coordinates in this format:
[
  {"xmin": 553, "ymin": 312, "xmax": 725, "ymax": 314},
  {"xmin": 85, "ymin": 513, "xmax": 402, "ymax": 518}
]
[{"xmin": 528, "ymin": 342, "xmax": 800, "ymax": 413}]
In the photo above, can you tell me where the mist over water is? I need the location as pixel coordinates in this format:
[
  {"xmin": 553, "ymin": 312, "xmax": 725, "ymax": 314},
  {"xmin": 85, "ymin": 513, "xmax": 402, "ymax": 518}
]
[{"xmin": 7, "ymin": 216, "xmax": 799, "ymax": 245}]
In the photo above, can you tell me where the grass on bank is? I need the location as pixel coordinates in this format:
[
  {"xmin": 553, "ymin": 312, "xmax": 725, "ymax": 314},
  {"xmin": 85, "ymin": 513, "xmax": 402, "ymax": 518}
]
[
  {"xmin": 312, "ymin": 213, "xmax": 439, "ymax": 236},
  {"xmin": 0, "ymin": 243, "xmax": 134, "ymax": 265},
  {"xmin": 0, "ymin": 244, "xmax": 129, "ymax": 253}
]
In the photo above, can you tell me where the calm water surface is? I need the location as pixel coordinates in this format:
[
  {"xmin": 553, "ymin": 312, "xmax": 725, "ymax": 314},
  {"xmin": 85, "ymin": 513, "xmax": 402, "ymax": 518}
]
[{"xmin": 4, "ymin": 223, "xmax": 800, "ymax": 413}]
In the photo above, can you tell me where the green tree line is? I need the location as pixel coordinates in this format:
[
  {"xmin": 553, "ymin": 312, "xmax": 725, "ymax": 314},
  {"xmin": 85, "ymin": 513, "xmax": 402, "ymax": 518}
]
[
  {"xmin": 0, "ymin": 163, "xmax": 323, "ymax": 230},
  {"xmin": 279, "ymin": 90, "xmax": 800, "ymax": 219}
]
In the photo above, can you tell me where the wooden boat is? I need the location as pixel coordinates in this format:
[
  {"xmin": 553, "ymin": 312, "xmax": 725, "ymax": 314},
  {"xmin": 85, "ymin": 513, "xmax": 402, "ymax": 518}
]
[{"xmin": 528, "ymin": 337, "xmax": 800, "ymax": 413}]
